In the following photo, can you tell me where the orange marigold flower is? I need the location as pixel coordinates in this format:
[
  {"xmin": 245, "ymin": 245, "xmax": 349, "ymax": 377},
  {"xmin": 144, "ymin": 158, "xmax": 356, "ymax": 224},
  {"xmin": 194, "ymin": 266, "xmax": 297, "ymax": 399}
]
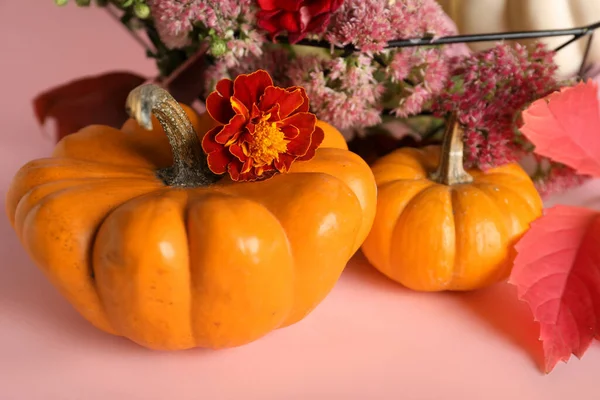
[{"xmin": 202, "ymin": 69, "xmax": 324, "ymax": 181}]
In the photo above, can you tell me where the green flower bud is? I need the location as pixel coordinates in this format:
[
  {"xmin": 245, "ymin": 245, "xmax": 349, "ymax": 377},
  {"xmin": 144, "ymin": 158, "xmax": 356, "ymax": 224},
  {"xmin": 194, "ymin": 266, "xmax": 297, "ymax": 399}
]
[
  {"xmin": 133, "ymin": 3, "xmax": 150, "ymax": 19},
  {"xmin": 54, "ymin": 0, "xmax": 68, "ymax": 5},
  {"xmin": 119, "ymin": 0, "xmax": 133, "ymax": 8},
  {"xmin": 210, "ymin": 39, "xmax": 228, "ymax": 57},
  {"xmin": 75, "ymin": 0, "xmax": 91, "ymax": 5}
]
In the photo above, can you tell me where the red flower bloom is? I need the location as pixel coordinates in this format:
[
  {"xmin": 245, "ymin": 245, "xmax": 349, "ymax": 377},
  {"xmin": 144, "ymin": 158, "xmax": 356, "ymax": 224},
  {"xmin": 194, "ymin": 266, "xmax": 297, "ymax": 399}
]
[
  {"xmin": 257, "ymin": 0, "xmax": 344, "ymax": 43},
  {"xmin": 202, "ymin": 70, "xmax": 324, "ymax": 181}
]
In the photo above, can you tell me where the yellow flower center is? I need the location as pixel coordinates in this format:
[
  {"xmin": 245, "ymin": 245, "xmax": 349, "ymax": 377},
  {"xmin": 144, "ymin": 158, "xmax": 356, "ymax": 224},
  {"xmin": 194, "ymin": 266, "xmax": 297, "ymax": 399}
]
[{"xmin": 249, "ymin": 117, "xmax": 288, "ymax": 166}]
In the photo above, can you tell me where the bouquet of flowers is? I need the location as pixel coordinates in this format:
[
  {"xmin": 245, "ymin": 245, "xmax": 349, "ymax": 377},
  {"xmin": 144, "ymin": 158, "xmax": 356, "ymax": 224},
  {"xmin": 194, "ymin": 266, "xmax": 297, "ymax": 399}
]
[{"xmin": 45, "ymin": 0, "xmax": 596, "ymax": 197}]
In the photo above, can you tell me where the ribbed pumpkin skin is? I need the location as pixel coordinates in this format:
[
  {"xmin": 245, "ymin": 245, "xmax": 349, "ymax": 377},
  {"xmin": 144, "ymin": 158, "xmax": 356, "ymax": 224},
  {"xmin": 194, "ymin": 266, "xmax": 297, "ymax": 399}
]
[
  {"xmin": 5, "ymin": 105, "xmax": 377, "ymax": 350},
  {"xmin": 361, "ymin": 146, "xmax": 543, "ymax": 292}
]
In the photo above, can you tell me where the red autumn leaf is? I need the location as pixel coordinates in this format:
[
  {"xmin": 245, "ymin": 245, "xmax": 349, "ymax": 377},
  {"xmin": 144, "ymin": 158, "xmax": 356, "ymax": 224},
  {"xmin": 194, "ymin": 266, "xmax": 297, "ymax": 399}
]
[
  {"xmin": 509, "ymin": 205, "xmax": 600, "ymax": 373},
  {"xmin": 520, "ymin": 79, "xmax": 600, "ymax": 177},
  {"xmin": 33, "ymin": 71, "xmax": 146, "ymax": 141}
]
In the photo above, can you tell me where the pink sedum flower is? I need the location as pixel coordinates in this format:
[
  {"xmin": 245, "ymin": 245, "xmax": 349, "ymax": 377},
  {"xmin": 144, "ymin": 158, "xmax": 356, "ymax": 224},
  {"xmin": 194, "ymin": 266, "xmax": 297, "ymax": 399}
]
[
  {"xmin": 147, "ymin": 0, "xmax": 207, "ymax": 48},
  {"xmin": 324, "ymin": 0, "xmax": 460, "ymax": 119},
  {"xmin": 300, "ymin": 55, "xmax": 385, "ymax": 129},
  {"xmin": 327, "ymin": 0, "xmax": 457, "ymax": 53},
  {"xmin": 534, "ymin": 162, "xmax": 591, "ymax": 198},
  {"xmin": 148, "ymin": 0, "xmax": 264, "ymax": 65},
  {"xmin": 432, "ymin": 43, "xmax": 560, "ymax": 170}
]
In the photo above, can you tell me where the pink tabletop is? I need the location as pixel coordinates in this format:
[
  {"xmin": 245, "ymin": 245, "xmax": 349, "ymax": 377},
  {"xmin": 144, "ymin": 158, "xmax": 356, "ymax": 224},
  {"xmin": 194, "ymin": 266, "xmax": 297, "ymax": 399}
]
[{"xmin": 2, "ymin": 2, "xmax": 600, "ymax": 399}]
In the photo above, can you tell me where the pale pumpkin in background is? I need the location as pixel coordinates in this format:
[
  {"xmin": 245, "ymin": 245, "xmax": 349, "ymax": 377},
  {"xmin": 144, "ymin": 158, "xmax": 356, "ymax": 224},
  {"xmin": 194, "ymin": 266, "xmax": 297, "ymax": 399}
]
[
  {"xmin": 437, "ymin": 0, "xmax": 600, "ymax": 77},
  {"xmin": 5, "ymin": 85, "xmax": 377, "ymax": 350},
  {"xmin": 361, "ymin": 116, "xmax": 543, "ymax": 292}
]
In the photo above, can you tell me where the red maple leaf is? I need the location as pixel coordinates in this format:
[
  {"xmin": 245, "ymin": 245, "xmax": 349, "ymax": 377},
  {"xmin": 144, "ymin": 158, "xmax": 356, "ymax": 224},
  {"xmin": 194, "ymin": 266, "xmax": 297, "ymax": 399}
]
[
  {"xmin": 512, "ymin": 79, "xmax": 600, "ymax": 372},
  {"xmin": 520, "ymin": 79, "xmax": 600, "ymax": 177},
  {"xmin": 33, "ymin": 45, "xmax": 211, "ymax": 142},
  {"xmin": 510, "ymin": 206, "xmax": 600, "ymax": 373},
  {"xmin": 33, "ymin": 71, "xmax": 147, "ymax": 141}
]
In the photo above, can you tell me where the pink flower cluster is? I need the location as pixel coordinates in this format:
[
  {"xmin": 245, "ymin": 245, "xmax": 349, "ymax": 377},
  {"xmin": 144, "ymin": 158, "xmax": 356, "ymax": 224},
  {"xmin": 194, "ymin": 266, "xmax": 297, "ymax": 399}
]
[
  {"xmin": 287, "ymin": 54, "xmax": 385, "ymax": 130},
  {"xmin": 432, "ymin": 43, "xmax": 559, "ymax": 170},
  {"xmin": 325, "ymin": 0, "xmax": 463, "ymax": 119},
  {"xmin": 147, "ymin": 0, "xmax": 204, "ymax": 49},
  {"xmin": 147, "ymin": 0, "xmax": 264, "ymax": 66},
  {"xmin": 386, "ymin": 47, "xmax": 454, "ymax": 118},
  {"xmin": 533, "ymin": 162, "xmax": 590, "ymax": 198},
  {"xmin": 326, "ymin": 0, "xmax": 457, "ymax": 53},
  {"xmin": 204, "ymin": 46, "xmax": 292, "ymax": 93}
]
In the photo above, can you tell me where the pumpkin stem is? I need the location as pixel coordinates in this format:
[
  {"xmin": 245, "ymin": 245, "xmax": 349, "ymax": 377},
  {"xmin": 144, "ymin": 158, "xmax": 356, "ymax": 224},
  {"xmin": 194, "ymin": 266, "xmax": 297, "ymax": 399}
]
[
  {"xmin": 429, "ymin": 113, "xmax": 473, "ymax": 185},
  {"xmin": 126, "ymin": 84, "xmax": 219, "ymax": 187}
]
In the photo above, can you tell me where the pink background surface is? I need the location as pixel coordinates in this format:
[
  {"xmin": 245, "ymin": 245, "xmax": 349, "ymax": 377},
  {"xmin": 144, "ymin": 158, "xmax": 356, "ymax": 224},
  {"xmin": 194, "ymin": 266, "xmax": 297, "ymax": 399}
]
[{"xmin": 2, "ymin": 1, "xmax": 600, "ymax": 399}]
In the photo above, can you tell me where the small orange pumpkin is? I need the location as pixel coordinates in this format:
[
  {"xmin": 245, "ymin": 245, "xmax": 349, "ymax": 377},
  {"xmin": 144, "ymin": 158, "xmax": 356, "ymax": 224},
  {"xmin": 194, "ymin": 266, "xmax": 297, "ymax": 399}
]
[
  {"xmin": 6, "ymin": 84, "xmax": 376, "ymax": 350},
  {"xmin": 361, "ymin": 115, "xmax": 543, "ymax": 291}
]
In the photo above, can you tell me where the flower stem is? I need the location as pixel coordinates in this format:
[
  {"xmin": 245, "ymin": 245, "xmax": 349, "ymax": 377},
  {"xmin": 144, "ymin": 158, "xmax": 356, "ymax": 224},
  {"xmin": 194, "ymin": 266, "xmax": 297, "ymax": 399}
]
[
  {"xmin": 126, "ymin": 84, "xmax": 219, "ymax": 187},
  {"xmin": 429, "ymin": 113, "xmax": 473, "ymax": 185}
]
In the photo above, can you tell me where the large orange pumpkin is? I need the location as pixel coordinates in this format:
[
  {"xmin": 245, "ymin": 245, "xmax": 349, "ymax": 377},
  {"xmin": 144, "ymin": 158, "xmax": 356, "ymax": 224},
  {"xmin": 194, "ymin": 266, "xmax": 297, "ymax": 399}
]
[
  {"xmin": 361, "ymin": 116, "xmax": 543, "ymax": 291},
  {"xmin": 6, "ymin": 84, "xmax": 376, "ymax": 350}
]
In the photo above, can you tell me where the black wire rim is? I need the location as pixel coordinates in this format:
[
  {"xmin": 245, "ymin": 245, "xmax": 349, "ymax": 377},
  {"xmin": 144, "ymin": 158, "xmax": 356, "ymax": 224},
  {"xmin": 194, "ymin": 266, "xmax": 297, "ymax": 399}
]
[{"xmin": 291, "ymin": 20, "xmax": 600, "ymax": 77}]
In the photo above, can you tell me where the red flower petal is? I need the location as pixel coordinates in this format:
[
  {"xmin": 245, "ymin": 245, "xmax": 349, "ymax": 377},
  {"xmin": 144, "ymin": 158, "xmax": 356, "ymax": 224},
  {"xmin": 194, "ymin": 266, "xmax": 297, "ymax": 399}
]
[
  {"xmin": 233, "ymin": 70, "xmax": 273, "ymax": 112},
  {"xmin": 263, "ymin": 103, "xmax": 282, "ymax": 121},
  {"xmin": 277, "ymin": 12, "xmax": 301, "ymax": 33},
  {"xmin": 287, "ymin": 31, "xmax": 308, "ymax": 44},
  {"xmin": 298, "ymin": 6, "xmax": 311, "ymax": 30},
  {"xmin": 216, "ymin": 78, "xmax": 234, "ymax": 97},
  {"xmin": 241, "ymin": 157, "xmax": 253, "ymax": 173},
  {"xmin": 274, "ymin": 153, "xmax": 296, "ymax": 171},
  {"xmin": 286, "ymin": 131, "xmax": 312, "ymax": 157},
  {"xmin": 239, "ymin": 129, "xmax": 254, "ymax": 144},
  {"xmin": 256, "ymin": 0, "xmax": 341, "ymax": 43},
  {"xmin": 330, "ymin": 0, "xmax": 344, "ymax": 11},
  {"xmin": 257, "ymin": 11, "xmax": 284, "ymax": 38},
  {"xmin": 279, "ymin": 112, "xmax": 317, "ymax": 136},
  {"xmin": 279, "ymin": 112, "xmax": 318, "ymax": 157},
  {"xmin": 259, "ymin": 86, "xmax": 306, "ymax": 119},
  {"xmin": 256, "ymin": 0, "xmax": 278, "ymax": 11},
  {"xmin": 305, "ymin": 0, "xmax": 343, "ymax": 16},
  {"xmin": 215, "ymin": 114, "xmax": 247, "ymax": 145},
  {"xmin": 206, "ymin": 78, "xmax": 235, "ymax": 124},
  {"xmin": 201, "ymin": 126, "xmax": 224, "ymax": 153},
  {"xmin": 305, "ymin": 13, "xmax": 331, "ymax": 34},
  {"xmin": 206, "ymin": 147, "xmax": 231, "ymax": 174},
  {"xmin": 230, "ymin": 96, "xmax": 250, "ymax": 119},
  {"xmin": 228, "ymin": 160, "xmax": 243, "ymax": 181},
  {"xmin": 298, "ymin": 126, "xmax": 324, "ymax": 160},
  {"xmin": 257, "ymin": 0, "xmax": 301, "ymax": 12},
  {"xmin": 281, "ymin": 124, "xmax": 300, "ymax": 139},
  {"xmin": 305, "ymin": 1, "xmax": 330, "ymax": 15},
  {"xmin": 229, "ymin": 143, "xmax": 248, "ymax": 162},
  {"xmin": 250, "ymin": 103, "xmax": 263, "ymax": 121},
  {"xmin": 295, "ymin": 87, "xmax": 310, "ymax": 113}
]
